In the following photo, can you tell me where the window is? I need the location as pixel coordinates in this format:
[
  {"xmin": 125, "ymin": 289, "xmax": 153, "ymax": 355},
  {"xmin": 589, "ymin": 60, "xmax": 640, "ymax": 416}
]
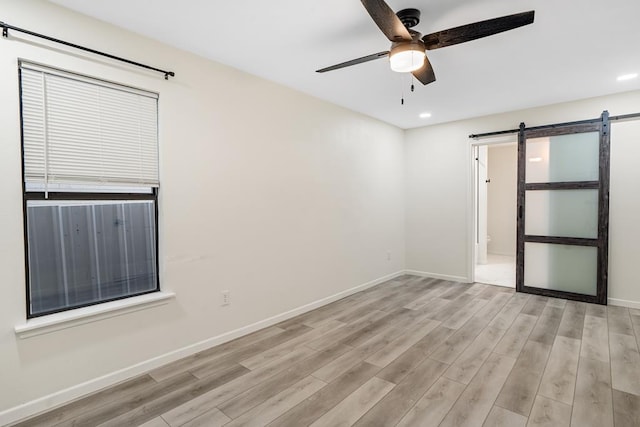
[{"xmin": 19, "ymin": 62, "xmax": 160, "ymax": 318}]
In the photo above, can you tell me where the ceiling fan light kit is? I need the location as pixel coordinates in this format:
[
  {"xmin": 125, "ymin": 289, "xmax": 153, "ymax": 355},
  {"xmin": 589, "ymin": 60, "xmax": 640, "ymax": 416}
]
[
  {"xmin": 317, "ymin": 0, "xmax": 535, "ymax": 88},
  {"xmin": 389, "ymin": 38, "xmax": 425, "ymax": 72}
]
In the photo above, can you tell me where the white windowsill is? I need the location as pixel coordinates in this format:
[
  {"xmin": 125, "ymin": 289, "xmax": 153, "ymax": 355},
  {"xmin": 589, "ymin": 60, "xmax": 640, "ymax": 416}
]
[{"xmin": 15, "ymin": 291, "xmax": 175, "ymax": 339}]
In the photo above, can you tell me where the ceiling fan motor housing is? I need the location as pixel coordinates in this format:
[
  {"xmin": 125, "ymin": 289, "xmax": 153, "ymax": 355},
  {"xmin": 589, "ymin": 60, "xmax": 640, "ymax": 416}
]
[
  {"xmin": 396, "ymin": 8, "xmax": 421, "ymax": 28},
  {"xmin": 390, "ymin": 30, "xmax": 425, "ymax": 57}
]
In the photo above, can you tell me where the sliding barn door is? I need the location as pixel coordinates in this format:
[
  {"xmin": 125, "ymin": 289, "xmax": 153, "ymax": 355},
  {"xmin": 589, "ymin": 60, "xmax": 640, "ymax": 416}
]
[{"xmin": 516, "ymin": 112, "xmax": 610, "ymax": 304}]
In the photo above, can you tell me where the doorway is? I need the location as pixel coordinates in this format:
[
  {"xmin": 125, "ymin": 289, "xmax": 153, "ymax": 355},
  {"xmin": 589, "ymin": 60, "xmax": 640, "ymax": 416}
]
[
  {"xmin": 470, "ymin": 112, "xmax": 612, "ymax": 304},
  {"xmin": 472, "ymin": 138, "xmax": 517, "ymax": 288}
]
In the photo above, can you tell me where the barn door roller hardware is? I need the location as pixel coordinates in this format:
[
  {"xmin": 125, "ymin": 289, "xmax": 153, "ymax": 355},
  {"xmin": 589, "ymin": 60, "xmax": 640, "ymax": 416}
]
[{"xmin": 0, "ymin": 20, "xmax": 175, "ymax": 80}]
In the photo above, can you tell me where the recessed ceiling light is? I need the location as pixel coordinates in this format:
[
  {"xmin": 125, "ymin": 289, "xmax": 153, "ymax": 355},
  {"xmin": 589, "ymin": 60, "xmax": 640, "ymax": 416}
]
[
  {"xmin": 529, "ymin": 157, "xmax": 543, "ymax": 162},
  {"xmin": 419, "ymin": 112, "xmax": 432, "ymax": 119},
  {"xmin": 617, "ymin": 73, "xmax": 638, "ymax": 81}
]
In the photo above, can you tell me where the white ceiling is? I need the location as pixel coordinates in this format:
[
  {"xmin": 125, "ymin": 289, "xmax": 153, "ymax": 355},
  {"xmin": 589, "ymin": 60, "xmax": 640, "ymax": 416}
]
[{"xmin": 50, "ymin": 0, "xmax": 640, "ymax": 129}]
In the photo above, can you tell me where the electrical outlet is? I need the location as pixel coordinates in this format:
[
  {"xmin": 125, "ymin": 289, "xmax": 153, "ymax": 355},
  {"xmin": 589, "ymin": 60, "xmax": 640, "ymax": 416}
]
[
  {"xmin": 221, "ymin": 290, "xmax": 230, "ymax": 306},
  {"xmin": 387, "ymin": 251, "xmax": 391, "ymax": 261}
]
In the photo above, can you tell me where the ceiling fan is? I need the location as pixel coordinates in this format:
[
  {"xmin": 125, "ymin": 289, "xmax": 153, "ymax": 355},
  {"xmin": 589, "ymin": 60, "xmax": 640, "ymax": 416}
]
[{"xmin": 316, "ymin": 0, "xmax": 535, "ymax": 86}]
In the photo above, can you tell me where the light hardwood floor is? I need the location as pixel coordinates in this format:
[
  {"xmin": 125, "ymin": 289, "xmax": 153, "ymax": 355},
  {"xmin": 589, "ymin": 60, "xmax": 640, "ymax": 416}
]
[{"xmin": 12, "ymin": 276, "xmax": 640, "ymax": 427}]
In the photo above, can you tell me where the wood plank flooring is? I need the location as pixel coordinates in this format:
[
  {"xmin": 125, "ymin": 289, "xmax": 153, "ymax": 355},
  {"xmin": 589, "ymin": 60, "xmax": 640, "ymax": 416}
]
[{"xmin": 12, "ymin": 276, "xmax": 640, "ymax": 427}]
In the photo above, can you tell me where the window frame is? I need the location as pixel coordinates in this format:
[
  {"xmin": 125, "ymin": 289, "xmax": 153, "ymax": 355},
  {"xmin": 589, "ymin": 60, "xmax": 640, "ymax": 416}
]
[{"xmin": 18, "ymin": 65, "xmax": 161, "ymax": 319}]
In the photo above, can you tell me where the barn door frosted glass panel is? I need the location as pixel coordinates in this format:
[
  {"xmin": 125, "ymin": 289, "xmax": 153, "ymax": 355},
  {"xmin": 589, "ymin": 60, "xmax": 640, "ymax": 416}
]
[
  {"xmin": 517, "ymin": 114, "xmax": 610, "ymax": 304},
  {"xmin": 525, "ymin": 189, "xmax": 599, "ymax": 239},
  {"xmin": 27, "ymin": 200, "xmax": 157, "ymax": 315},
  {"xmin": 524, "ymin": 242, "xmax": 598, "ymax": 296},
  {"xmin": 525, "ymin": 132, "xmax": 600, "ymax": 183}
]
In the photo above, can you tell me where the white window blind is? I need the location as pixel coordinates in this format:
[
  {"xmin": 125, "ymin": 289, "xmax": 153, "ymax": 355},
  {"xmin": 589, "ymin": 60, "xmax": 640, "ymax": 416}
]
[{"xmin": 20, "ymin": 62, "xmax": 159, "ymax": 189}]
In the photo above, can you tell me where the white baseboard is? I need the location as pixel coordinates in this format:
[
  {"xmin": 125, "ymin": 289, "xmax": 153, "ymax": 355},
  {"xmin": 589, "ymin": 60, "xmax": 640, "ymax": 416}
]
[
  {"xmin": 1, "ymin": 270, "xmax": 404, "ymax": 427},
  {"xmin": 608, "ymin": 298, "xmax": 640, "ymax": 310},
  {"xmin": 404, "ymin": 270, "xmax": 469, "ymax": 283}
]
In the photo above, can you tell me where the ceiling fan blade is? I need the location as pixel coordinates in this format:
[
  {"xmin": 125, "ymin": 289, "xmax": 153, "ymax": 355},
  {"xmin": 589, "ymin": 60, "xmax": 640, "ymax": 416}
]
[
  {"xmin": 422, "ymin": 10, "xmax": 535, "ymax": 50},
  {"xmin": 361, "ymin": 0, "xmax": 412, "ymax": 42},
  {"xmin": 412, "ymin": 56, "xmax": 436, "ymax": 85},
  {"xmin": 316, "ymin": 51, "xmax": 389, "ymax": 73}
]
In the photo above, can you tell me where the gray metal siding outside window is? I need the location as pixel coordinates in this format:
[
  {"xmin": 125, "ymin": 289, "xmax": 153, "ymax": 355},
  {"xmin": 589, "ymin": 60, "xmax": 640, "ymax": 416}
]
[{"xmin": 27, "ymin": 201, "xmax": 157, "ymax": 315}]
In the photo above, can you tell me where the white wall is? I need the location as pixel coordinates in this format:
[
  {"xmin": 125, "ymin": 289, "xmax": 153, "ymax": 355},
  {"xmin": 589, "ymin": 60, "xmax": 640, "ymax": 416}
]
[
  {"xmin": 405, "ymin": 90, "xmax": 640, "ymax": 306},
  {"xmin": 487, "ymin": 144, "xmax": 517, "ymax": 256},
  {"xmin": 0, "ymin": 0, "xmax": 405, "ymax": 420}
]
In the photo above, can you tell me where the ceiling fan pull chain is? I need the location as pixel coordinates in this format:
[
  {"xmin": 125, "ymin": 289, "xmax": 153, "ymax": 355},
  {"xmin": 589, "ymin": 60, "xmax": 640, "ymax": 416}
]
[{"xmin": 411, "ymin": 75, "xmax": 415, "ymax": 92}]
